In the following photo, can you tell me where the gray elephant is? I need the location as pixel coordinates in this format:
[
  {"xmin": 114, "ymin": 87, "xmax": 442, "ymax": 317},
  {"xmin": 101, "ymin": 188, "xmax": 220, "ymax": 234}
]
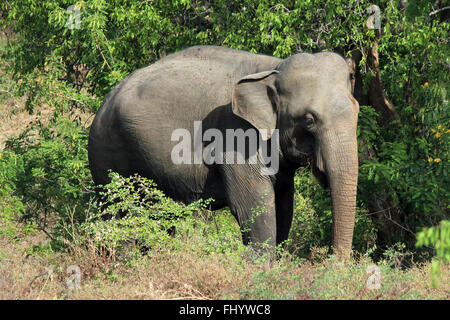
[{"xmin": 88, "ymin": 46, "xmax": 359, "ymax": 256}]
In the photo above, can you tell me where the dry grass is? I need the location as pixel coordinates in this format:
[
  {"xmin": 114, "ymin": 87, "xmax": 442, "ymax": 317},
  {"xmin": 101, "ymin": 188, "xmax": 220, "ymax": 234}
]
[
  {"xmin": 0, "ymin": 229, "xmax": 246, "ymax": 300},
  {"xmin": 0, "ymin": 227, "xmax": 448, "ymax": 300}
]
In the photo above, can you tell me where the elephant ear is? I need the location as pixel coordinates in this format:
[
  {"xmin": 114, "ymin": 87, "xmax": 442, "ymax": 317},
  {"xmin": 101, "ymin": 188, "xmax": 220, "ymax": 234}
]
[{"xmin": 232, "ymin": 70, "xmax": 280, "ymax": 140}]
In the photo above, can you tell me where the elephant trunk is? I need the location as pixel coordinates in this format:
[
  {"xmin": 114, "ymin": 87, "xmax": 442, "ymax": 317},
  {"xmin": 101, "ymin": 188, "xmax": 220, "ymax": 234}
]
[{"xmin": 321, "ymin": 128, "xmax": 358, "ymax": 258}]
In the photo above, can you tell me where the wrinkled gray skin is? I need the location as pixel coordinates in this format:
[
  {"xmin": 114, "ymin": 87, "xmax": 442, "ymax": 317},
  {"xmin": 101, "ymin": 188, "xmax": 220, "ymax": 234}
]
[{"xmin": 88, "ymin": 46, "xmax": 359, "ymax": 256}]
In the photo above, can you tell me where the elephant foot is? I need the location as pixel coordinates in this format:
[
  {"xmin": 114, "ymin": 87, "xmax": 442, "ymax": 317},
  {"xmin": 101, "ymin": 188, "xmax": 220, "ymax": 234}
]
[{"xmin": 242, "ymin": 243, "xmax": 276, "ymax": 264}]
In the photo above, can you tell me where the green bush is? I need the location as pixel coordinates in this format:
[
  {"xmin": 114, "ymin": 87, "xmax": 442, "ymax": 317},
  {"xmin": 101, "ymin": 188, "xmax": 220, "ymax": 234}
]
[
  {"xmin": 2, "ymin": 114, "xmax": 93, "ymax": 243},
  {"xmin": 0, "ymin": 151, "xmax": 27, "ymax": 237},
  {"xmin": 416, "ymin": 220, "xmax": 450, "ymax": 287},
  {"xmin": 80, "ymin": 172, "xmax": 244, "ymax": 258}
]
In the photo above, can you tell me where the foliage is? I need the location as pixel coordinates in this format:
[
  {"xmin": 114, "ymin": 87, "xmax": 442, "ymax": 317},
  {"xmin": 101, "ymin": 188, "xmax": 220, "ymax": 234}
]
[
  {"xmin": 357, "ymin": 3, "xmax": 449, "ymax": 246},
  {"xmin": 1, "ymin": 0, "xmax": 438, "ymax": 103},
  {"xmin": 1, "ymin": 114, "xmax": 93, "ymax": 243},
  {"xmin": 416, "ymin": 220, "xmax": 450, "ymax": 287},
  {"xmin": 0, "ymin": 151, "xmax": 28, "ymax": 237},
  {"xmin": 80, "ymin": 172, "xmax": 244, "ymax": 258}
]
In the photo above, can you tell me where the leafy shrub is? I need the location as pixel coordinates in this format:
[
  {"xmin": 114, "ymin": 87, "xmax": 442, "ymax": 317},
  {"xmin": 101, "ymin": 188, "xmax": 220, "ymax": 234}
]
[
  {"xmin": 82, "ymin": 172, "xmax": 210, "ymax": 249},
  {"xmin": 80, "ymin": 172, "xmax": 244, "ymax": 258},
  {"xmin": 416, "ymin": 220, "xmax": 450, "ymax": 287},
  {"xmin": 0, "ymin": 30, "xmax": 95, "ymax": 243},
  {"xmin": 3, "ymin": 114, "xmax": 93, "ymax": 243},
  {"xmin": 0, "ymin": 151, "xmax": 27, "ymax": 237}
]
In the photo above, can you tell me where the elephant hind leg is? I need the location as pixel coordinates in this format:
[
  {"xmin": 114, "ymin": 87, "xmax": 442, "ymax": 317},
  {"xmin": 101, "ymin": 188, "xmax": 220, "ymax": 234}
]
[
  {"xmin": 88, "ymin": 148, "xmax": 132, "ymax": 186},
  {"xmin": 88, "ymin": 142, "xmax": 134, "ymax": 219}
]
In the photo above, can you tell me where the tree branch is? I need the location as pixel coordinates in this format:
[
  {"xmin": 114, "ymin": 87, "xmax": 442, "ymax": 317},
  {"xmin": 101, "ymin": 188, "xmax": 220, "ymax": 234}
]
[
  {"xmin": 429, "ymin": 6, "xmax": 450, "ymax": 16},
  {"xmin": 95, "ymin": 40, "xmax": 112, "ymax": 71}
]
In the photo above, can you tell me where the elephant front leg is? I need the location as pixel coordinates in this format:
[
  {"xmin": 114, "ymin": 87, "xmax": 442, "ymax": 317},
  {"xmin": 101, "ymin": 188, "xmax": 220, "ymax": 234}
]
[
  {"xmin": 239, "ymin": 190, "xmax": 277, "ymax": 249},
  {"xmin": 275, "ymin": 175, "xmax": 294, "ymax": 246},
  {"xmin": 221, "ymin": 170, "xmax": 277, "ymax": 251}
]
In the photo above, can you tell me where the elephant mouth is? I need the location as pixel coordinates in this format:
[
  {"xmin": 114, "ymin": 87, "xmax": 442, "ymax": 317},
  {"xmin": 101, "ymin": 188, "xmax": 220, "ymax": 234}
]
[
  {"xmin": 312, "ymin": 145, "xmax": 330, "ymax": 190},
  {"xmin": 312, "ymin": 164, "xmax": 330, "ymax": 190}
]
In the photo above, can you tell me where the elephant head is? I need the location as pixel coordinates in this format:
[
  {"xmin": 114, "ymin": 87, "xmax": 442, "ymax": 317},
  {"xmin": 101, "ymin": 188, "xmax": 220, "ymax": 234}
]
[{"xmin": 232, "ymin": 52, "xmax": 359, "ymax": 256}]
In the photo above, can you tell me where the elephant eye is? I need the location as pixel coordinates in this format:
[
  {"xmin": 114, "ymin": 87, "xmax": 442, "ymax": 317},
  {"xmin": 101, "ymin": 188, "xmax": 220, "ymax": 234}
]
[{"xmin": 304, "ymin": 114, "xmax": 315, "ymax": 128}]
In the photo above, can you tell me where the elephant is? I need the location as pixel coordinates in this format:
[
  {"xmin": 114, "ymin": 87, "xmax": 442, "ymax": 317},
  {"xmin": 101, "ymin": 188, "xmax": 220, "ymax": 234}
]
[{"xmin": 88, "ymin": 45, "xmax": 359, "ymax": 257}]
